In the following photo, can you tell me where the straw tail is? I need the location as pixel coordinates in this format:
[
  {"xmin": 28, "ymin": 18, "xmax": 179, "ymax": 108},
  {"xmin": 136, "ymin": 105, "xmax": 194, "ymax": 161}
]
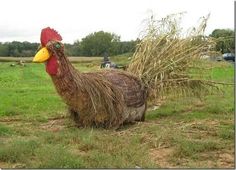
[{"xmin": 127, "ymin": 13, "xmax": 221, "ymax": 100}]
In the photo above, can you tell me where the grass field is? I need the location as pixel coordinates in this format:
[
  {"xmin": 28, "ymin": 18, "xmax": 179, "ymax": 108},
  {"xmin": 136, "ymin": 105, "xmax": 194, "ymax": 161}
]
[{"xmin": 0, "ymin": 58, "xmax": 234, "ymax": 168}]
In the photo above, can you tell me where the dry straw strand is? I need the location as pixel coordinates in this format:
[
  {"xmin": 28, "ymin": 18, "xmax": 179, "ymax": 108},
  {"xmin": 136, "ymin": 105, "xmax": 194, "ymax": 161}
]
[{"xmin": 127, "ymin": 13, "xmax": 228, "ymax": 100}]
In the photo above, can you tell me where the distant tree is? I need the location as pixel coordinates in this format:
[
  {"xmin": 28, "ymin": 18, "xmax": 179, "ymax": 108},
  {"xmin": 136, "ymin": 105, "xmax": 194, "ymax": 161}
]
[
  {"xmin": 0, "ymin": 41, "xmax": 39, "ymax": 57},
  {"xmin": 66, "ymin": 40, "xmax": 82, "ymax": 56},
  {"xmin": 210, "ymin": 29, "xmax": 234, "ymax": 54},
  {"xmin": 119, "ymin": 39, "xmax": 139, "ymax": 53},
  {"xmin": 80, "ymin": 31, "xmax": 120, "ymax": 56},
  {"xmin": 65, "ymin": 43, "xmax": 80, "ymax": 56},
  {"xmin": 0, "ymin": 43, "xmax": 9, "ymax": 56}
]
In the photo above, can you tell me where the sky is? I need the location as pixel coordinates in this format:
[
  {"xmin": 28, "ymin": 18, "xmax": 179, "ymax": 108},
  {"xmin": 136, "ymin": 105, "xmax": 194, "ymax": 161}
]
[{"xmin": 0, "ymin": 0, "xmax": 234, "ymax": 43}]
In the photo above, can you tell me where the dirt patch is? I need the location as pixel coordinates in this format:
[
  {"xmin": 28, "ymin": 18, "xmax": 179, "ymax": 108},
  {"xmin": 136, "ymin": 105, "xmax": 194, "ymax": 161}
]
[
  {"xmin": 198, "ymin": 150, "xmax": 234, "ymax": 168},
  {"xmin": 0, "ymin": 162, "xmax": 9, "ymax": 168},
  {"xmin": 39, "ymin": 115, "xmax": 78, "ymax": 132},
  {"xmin": 40, "ymin": 118, "xmax": 67, "ymax": 132},
  {"xmin": 149, "ymin": 147, "xmax": 176, "ymax": 168},
  {"xmin": 0, "ymin": 162, "xmax": 25, "ymax": 168},
  {"xmin": 177, "ymin": 120, "xmax": 220, "ymax": 137},
  {"xmin": 0, "ymin": 118, "xmax": 22, "ymax": 122},
  {"xmin": 150, "ymin": 147, "xmax": 234, "ymax": 168},
  {"xmin": 193, "ymin": 100, "xmax": 205, "ymax": 107},
  {"xmin": 218, "ymin": 152, "xmax": 235, "ymax": 168}
]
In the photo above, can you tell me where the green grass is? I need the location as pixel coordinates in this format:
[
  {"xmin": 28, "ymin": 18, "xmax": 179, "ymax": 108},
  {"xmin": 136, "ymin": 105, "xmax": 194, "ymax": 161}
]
[
  {"xmin": 35, "ymin": 144, "xmax": 84, "ymax": 168},
  {"xmin": 0, "ymin": 124, "xmax": 14, "ymax": 136},
  {"xmin": 218, "ymin": 124, "xmax": 235, "ymax": 140},
  {"xmin": 0, "ymin": 63, "xmax": 64, "ymax": 119},
  {"xmin": 0, "ymin": 59, "xmax": 234, "ymax": 168},
  {"xmin": 0, "ymin": 139, "xmax": 39, "ymax": 164},
  {"xmin": 174, "ymin": 139, "xmax": 222, "ymax": 158}
]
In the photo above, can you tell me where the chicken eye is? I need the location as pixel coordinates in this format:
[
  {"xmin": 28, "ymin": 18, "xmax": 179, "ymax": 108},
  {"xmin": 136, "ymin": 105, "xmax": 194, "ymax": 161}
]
[{"xmin": 55, "ymin": 43, "xmax": 61, "ymax": 49}]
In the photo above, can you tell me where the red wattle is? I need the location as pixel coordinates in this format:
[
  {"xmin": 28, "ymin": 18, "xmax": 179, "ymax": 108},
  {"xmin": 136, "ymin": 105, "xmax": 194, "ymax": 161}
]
[{"xmin": 46, "ymin": 56, "xmax": 58, "ymax": 75}]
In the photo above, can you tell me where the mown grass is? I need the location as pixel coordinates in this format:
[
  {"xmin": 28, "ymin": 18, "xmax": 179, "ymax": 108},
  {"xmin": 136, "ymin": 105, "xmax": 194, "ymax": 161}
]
[
  {"xmin": 0, "ymin": 59, "xmax": 234, "ymax": 168},
  {"xmin": 0, "ymin": 124, "xmax": 14, "ymax": 136}
]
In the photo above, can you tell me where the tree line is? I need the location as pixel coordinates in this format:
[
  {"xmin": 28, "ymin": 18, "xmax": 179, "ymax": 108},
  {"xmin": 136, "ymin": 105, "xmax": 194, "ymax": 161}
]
[
  {"xmin": 0, "ymin": 29, "xmax": 234, "ymax": 57},
  {"xmin": 209, "ymin": 29, "xmax": 235, "ymax": 54}
]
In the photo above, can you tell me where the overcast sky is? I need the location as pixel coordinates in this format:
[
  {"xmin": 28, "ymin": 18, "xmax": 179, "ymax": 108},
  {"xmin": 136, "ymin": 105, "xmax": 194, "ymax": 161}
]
[{"xmin": 0, "ymin": 0, "xmax": 234, "ymax": 43}]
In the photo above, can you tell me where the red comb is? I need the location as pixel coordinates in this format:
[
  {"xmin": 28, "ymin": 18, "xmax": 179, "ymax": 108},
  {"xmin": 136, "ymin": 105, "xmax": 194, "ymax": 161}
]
[{"xmin": 40, "ymin": 27, "xmax": 62, "ymax": 46}]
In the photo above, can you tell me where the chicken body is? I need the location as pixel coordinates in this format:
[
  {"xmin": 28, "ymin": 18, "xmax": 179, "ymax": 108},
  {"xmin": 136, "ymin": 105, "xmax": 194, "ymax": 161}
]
[
  {"xmin": 52, "ymin": 69, "xmax": 147, "ymax": 128},
  {"xmin": 35, "ymin": 28, "xmax": 148, "ymax": 128},
  {"xmin": 46, "ymin": 42, "xmax": 148, "ymax": 128}
]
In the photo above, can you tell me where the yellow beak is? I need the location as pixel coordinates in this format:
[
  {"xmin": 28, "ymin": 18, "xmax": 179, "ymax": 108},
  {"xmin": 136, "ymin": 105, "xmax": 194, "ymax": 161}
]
[{"xmin": 33, "ymin": 47, "xmax": 50, "ymax": 63}]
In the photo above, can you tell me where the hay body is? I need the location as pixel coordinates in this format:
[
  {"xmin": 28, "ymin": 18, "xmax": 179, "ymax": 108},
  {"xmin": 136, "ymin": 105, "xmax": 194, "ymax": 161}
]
[{"xmin": 46, "ymin": 42, "xmax": 147, "ymax": 128}]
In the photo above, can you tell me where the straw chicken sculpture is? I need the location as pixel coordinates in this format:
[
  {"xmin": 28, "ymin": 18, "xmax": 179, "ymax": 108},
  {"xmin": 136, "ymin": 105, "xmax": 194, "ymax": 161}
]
[
  {"xmin": 34, "ymin": 18, "xmax": 221, "ymax": 128},
  {"xmin": 33, "ymin": 27, "xmax": 148, "ymax": 128}
]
